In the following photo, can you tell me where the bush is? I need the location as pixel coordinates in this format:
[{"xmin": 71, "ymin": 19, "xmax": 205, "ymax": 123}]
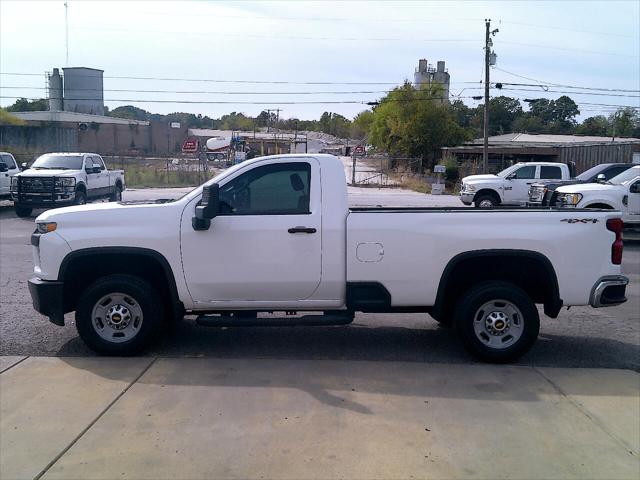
[{"xmin": 443, "ymin": 155, "xmax": 459, "ymax": 183}]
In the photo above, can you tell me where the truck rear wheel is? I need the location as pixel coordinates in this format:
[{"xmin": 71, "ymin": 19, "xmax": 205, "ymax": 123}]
[
  {"xmin": 75, "ymin": 274, "xmax": 162, "ymax": 355},
  {"xmin": 453, "ymin": 281, "xmax": 539, "ymax": 363},
  {"xmin": 14, "ymin": 205, "xmax": 33, "ymax": 217},
  {"xmin": 110, "ymin": 184, "xmax": 122, "ymax": 202}
]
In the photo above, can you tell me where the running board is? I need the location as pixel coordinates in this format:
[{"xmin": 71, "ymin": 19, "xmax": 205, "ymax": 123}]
[{"xmin": 195, "ymin": 312, "xmax": 354, "ymax": 327}]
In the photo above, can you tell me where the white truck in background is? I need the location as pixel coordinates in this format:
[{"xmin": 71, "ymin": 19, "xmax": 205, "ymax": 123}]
[
  {"xmin": 555, "ymin": 165, "xmax": 640, "ymax": 226},
  {"xmin": 10, "ymin": 153, "xmax": 125, "ymax": 217},
  {"xmin": 28, "ymin": 154, "xmax": 627, "ymax": 362},
  {"xmin": 460, "ymin": 162, "xmax": 572, "ymax": 208},
  {"xmin": 0, "ymin": 152, "xmax": 21, "ymax": 199}
]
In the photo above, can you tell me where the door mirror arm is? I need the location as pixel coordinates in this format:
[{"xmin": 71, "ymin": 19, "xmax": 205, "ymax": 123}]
[{"xmin": 193, "ymin": 184, "xmax": 220, "ymax": 231}]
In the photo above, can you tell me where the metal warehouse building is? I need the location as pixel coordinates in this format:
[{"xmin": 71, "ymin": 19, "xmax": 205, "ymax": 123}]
[{"xmin": 444, "ymin": 133, "xmax": 640, "ymax": 174}]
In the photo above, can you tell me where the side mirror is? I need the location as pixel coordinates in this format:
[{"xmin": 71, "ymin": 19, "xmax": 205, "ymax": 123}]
[
  {"xmin": 630, "ymin": 182, "xmax": 640, "ymax": 193},
  {"xmin": 506, "ymin": 173, "xmax": 515, "ymax": 180},
  {"xmin": 93, "ymin": 166, "xmax": 102, "ymax": 174},
  {"xmin": 20, "ymin": 162, "xmax": 27, "ymax": 171},
  {"xmin": 596, "ymin": 173, "xmax": 606, "ymax": 183},
  {"xmin": 192, "ymin": 184, "xmax": 220, "ymax": 230},
  {"xmin": 0, "ymin": 164, "xmax": 8, "ymax": 173}
]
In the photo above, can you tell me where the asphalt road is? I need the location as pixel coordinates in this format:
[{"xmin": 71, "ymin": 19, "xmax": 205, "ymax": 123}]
[{"xmin": 0, "ymin": 189, "xmax": 638, "ymax": 369}]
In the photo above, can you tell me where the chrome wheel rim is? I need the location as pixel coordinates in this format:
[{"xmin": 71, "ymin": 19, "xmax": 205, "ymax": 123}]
[
  {"xmin": 473, "ymin": 299, "xmax": 524, "ymax": 350},
  {"xmin": 478, "ymin": 199, "xmax": 494, "ymax": 208},
  {"xmin": 77, "ymin": 195, "xmax": 86, "ymax": 205},
  {"xmin": 91, "ymin": 292, "xmax": 143, "ymax": 343}
]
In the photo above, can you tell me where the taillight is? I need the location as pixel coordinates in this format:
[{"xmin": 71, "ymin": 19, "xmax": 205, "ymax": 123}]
[{"xmin": 606, "ymin": 218, "xmax": 624, "ymax": 265}]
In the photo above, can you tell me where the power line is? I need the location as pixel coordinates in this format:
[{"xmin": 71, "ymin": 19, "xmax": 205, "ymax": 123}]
[
  {"xmin": 494, "ymin": 67, "xmax": 640, "ymax": 92},
  {"xmin": 497, "ymin": 20, "xmax": 637, "ymax": 39},
  {"xmin": 497, "ymin": 87, "xmax": 640, "ymax": 99},
  {"xmin": 494, "ymin": 82, "xmax": 640, "ymax": 94}
]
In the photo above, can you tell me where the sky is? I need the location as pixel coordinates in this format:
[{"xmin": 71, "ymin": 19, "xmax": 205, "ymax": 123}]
[{"xmin": 1, "ymin": 0, "xmax": 638, "ymax": 121}]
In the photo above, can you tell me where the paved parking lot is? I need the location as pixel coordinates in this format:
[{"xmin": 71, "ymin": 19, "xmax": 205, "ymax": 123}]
[{"xmin": 0, "ymin": 188, "xmax": 638, "ymax": 369}]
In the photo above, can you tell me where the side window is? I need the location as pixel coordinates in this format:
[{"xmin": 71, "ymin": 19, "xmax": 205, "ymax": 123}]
[
  {"xmin": 0, "ymin": 154, "xmax": 17, "ymax": 169},
  {"xmin": 93, "ymin": 156, "xmax": 105, "ymax": 170},
  {"xmin": 218, "ymin": 162, "xmax": 311, "ymax": 215},
  {"xmin": 540, "ymin": 166, "xmax": 562, "ymax": 179},
  {"xmin": 513, "ymin": 165, "xmax": 536, "ymax": 179},
  {"xmin": 603, "ymin": 166, "xmax": 627, "ymax": 180}
]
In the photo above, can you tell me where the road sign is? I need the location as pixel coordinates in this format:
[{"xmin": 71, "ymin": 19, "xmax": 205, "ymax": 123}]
[
  {"xmin": 434, "ymin": 165, "xmax": 446, "ymax": 173},
  {"xmin": 170, "ymin": 122, "xmax": 181, "ymax": 129},
  {"xmin": 182, "ymin": 138, "xmax": 199, "ymax": 153},
  {"xmin": 354, "ymin": 145, "xmax": 365, "ymax": 155}
]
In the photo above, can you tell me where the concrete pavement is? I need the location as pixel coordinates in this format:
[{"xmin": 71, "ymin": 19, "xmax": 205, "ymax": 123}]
[{"xmin": 1, "ymin": 356, "xmax": 638, "ymax": 480}]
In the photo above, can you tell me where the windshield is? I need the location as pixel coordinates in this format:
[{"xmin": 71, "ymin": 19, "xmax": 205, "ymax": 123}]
[
  {"xmin": 496, "ymin": 164, "xmax": 521, "ymax": 178},
  {"xmin": 31, "ymin": 154, "xmax": 84, "ymax": 170},
  {"xmin": 576, "ymin": 164, "xmax": 605, "ymax": 181},
  {"xmin": 608, "ymin": 166, "xmax": 640, "ymax": 185}
]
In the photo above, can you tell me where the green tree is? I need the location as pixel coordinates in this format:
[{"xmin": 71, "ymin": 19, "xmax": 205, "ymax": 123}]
[
  {"xmin": 610, "ymin": 107, "xmax": 640, "ymax": 138},
  {"xmin": 576, "ymin": 115, "xmax": 609, "ymax": 136},
  {"xmin": 6, "ymin": 97, "xmax": 48, "ymax": 112},
  {"xmin": 350, "ymin": 110, "xmax": 374, "ymax": 140},
  {"xmin": 488, "ymin": 96, "xmax": 523, "ymax": 135},
  {"xmin": 108, "ymin": 105, "xmax": 150, "ymax": 121},
  {"xmin": 368, "ymin": 82, "xmax": 470, "ymax": 166}
]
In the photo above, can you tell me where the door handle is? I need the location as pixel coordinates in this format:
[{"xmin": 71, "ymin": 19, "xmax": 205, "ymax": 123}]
[{"xmin": 288, "ymin": 226, "xmax": 316, "ymax": 234}]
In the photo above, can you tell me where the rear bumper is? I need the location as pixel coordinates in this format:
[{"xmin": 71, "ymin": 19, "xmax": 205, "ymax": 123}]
[
  {"xmin": 589, "ymin": 275, "xmax": 628, "ymax": 308},
  {"xmin": 28, "ymin": 277, "xmax": 65, "ymax": 326}
]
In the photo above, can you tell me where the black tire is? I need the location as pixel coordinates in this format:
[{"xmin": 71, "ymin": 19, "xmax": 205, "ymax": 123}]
[
  {"xmin": 74, "ymin": 189, "xmax": 87, "ymax": 205},
  {"xmin": 453, "ymin": 281, "xmax": 539, "ymax": 363},
  {"xmin": 75, "ymin": 274, "xmax": 163, "ymax": 355},
  {"xmin": 110, "ymin": 184, "xmax": 122, "ymax": 202},
  {"xmin": 474, "ymin": 194, "xmax": 498, "ymax": 208},
  {"xmin": 14, "ymin": 205, "xmax": 33, "ymax": 217}
]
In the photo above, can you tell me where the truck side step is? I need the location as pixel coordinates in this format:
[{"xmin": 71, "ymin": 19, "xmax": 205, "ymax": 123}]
[{"xmin": 195, "ymin": 311, "xmax": 354, "ymax": 327}]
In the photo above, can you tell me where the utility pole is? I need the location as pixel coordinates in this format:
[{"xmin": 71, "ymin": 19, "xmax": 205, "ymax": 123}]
[{"xmin": 483, "ymin": 19, "xmax": 498, "ymax": 173}]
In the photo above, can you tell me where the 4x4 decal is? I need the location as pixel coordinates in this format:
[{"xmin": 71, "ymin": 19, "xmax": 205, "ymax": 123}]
[{"xmin": 561, "ymin": 218, "xmax": 599, "ymax": 224}]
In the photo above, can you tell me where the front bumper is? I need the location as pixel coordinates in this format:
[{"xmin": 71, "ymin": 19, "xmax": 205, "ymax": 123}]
[
  {"xmin": 589, "ymin": 275, "xmax": 628, "ymax": 308},
  {"xmin": 460, "ymin": 192, "xmax": 474, "ymax": 205},
  {"xmin": 28, "ymin": 277, "xmax": 65, "ymax": 326},
  {"xmin": 11, "ymin": 191, "xmax": 76, "ymax": 208}
]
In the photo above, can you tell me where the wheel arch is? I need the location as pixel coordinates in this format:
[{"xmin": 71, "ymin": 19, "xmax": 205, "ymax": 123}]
[
  {"xmin": 584, "ymin": 202, "xmax": 614, "ymax": 209},
  {"xmin": 433, "ymin": 249, "xmax": 562, "ymax": 320},
  {"xmin": 58, "ymin": 247, "xmax": 183, "ymax": 320},
  {"xmin": 75, "ymin": 182, "xmax": 87, "ymax": 193},
  {"xmin": 473, "ymin": 189, "xmax": 502, "ymax": 204}
]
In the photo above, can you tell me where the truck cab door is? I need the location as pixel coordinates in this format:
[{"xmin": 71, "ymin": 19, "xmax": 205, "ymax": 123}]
[
  {"xmin": 626, "ymin": 178, "xmax": 640, "ymax": 223},
  {"xmin": 502, "ymin": 164, "xmax": 537, "ymax": 205},
  {"xmin": 90, "ymin": 155, "xmax": 110, "ymax": 197},
  {"xmin": 180, "ymin": 158, "xmax": 322, "ymax": 305}
]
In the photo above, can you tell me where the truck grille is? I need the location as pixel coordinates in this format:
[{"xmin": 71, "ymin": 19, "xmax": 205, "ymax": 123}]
[{"xmin": 19, "ymin": 177, "xmax": 55, "ymax": 193}]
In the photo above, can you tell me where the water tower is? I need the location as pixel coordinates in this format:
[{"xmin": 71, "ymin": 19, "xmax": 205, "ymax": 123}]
[{"xmin": 47, "ymin": 68, "xmax": 64, "ymax": 111}]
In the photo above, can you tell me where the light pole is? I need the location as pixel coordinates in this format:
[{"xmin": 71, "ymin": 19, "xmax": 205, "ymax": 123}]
[{"xmin": 483, "ymin": 19, "xmax": 499, "ymax": 173}]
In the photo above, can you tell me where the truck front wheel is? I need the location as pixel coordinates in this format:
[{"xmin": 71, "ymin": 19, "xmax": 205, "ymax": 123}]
[
  {"xmin": 14, "ymin": 205, "xmax": 33, "ymax": 217},
  {"xmin": 110, "ymin": 184, "xmax": 122, "ymax": 202},
  {"xmin": 75, "ymin": 274, "xmax": 162, "ymax": 355},
  {"xmin": 74, "ymin": 189, "xmax": 87, "ymax": 205},
  {"xmin": 474, "ymin": 194, "xmax": 498, "ymax": 208},
  {"xmin": 453, "ymin": 281, "xmax": 539, "ymax": 363}
]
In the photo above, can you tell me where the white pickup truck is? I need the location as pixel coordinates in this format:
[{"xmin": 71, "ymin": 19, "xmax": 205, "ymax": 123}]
[
  {"xmin": 555, "ymin": 165, "xmax": 640, "ymax": 226},
  {"xmin": 460, "ymin": 162, "xmax": 572, "ymax": 208},
  {"xmin": 10, "ymin": 152, "xmax": 125, "ymax": 217},
  {"xmin": 28, "ymin": 154, "xmax": 628, "ymax": 362}
]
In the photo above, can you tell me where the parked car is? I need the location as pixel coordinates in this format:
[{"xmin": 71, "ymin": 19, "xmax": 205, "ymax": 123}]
[
  {"xmin": 29, "ymin": 154, "xmax": 628, "ymax": 362},
  {"xmin": 0, "ymin": 152, "xmax": 21, "ymax": 200},
  {"xmin": 555, "ymin": 165, "xmax": 640, "ymax": 226},
  {"xmin": 528, "ymin": 163, "xmax": 633, "ymax": 207},
  {"xmin": 460, "ymin": 162, "xmax": 572, "ymax": 208},
  {"xmin": 10, "ymin": 152, "xmax": 125, "ymax": 217}
]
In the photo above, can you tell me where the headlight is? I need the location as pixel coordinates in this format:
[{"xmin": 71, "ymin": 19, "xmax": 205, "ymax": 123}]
[
  {"xmin": 557, "ymin": 193, "xmax": 582, "ymax": 206},
  {"xmin": 10, "ymin": 177, "xmax": 18, "ymax": 189},
  {"xmin": 463, "ymin": 184, "xmax": 476, "ymax": 193},
  {"xmin": 529, "ymin": 186, "xmax": 546, "ymax": 201},
  {"xmin": 55, "ymin": 177, "xmax": 76, "ymax": 187},
  {"xmin": 36, "ymin": 222, "xmax": 57, "ymax": 234}
]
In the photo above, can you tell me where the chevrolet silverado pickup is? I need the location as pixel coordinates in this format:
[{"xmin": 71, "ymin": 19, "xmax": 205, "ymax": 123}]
[
  {"xmin": 11, "ymin": 152, "xmax": 124, "ymax": 217},
  {"xmin": 460, "ymin": 162, "xmax": 572, "ymax": 208},
  {"xmin": 28, "ymin": 154, "xmax": 628, "ymax": 362}
]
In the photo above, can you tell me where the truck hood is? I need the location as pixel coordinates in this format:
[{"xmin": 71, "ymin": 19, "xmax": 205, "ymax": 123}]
[
  {"xmin": 16, "ymin": 169, "xmax": 78, "ymax": 177},
  {"xmin": 35, "ymin": 199, "xmax": 179, "ymax": 224},
  {"xmin": 556, "ymin": 183, "xmax": 620, "ymax": 194},
  {"xmin": 462, "ymin": 174, "xmax": 501, "ymax": 184}
]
